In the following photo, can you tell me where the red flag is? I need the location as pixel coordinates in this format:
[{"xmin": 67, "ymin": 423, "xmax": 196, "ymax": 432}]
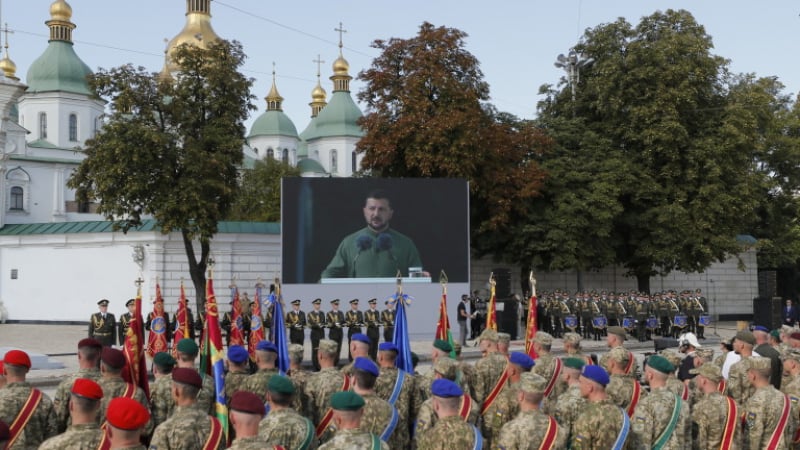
[
  {"xmin": 248, "ymin": 284, "xmax": 265, "ymax": 361},
  {"xmin": 146, "ymin": 282, "xmax": 169, "ymax": 358},
  {"xmin": 435, "ymin": 286, "xmax": 456, "ymax": 358},
  {"xmin": 199, "ymin": 274, "xmax": 229, "ymax": 441},
  {"xmin": 123, "ymin": 284, "xmax": 150, "ymax": 400},
  {"xmin": 525, "ymin": 293, "xmax": 539, "ymax": 359},
  {"xmin": 486, "ymin": 276, "xmax": 498, "ymax": 331},
  {"xmin": 229, "ymin": 285, "xmax": 245, "ymax": 346},
  {"xmin": 172, "ymin": 281, "xmax": 190, "ymax": 357}
]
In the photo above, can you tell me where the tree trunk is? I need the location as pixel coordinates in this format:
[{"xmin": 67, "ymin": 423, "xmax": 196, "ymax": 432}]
[
  {"xmin": 181, "ymin": 229, "xmax": 209, "ymax": 312},
  {"xmin": 636, "ymin": 273, "xmax": 651, "ymax": 294}
]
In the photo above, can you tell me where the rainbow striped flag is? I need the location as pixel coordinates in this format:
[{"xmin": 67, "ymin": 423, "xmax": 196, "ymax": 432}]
[{"xmin": 199, "ymin": 274, "xmax": 228, "ymax": 442}]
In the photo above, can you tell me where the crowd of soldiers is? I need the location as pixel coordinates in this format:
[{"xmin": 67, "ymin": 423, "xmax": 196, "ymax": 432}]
[
  {"xmin": 10, "ymin": 290, "xmax": 800, "ymax": 449},
  {"xmin": 533, "ymin": 288, "xmax": 710, "ymax": 342}
]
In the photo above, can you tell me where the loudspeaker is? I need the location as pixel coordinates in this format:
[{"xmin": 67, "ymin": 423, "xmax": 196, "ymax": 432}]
[
  {"xmin": 492, "ymin": 268, "xmax": 512, "ymax": 299},
  {"xmin": 654, "ymin": 337, "xmax": 679, "ymax": 352},
  {"xmin": 752, "ymin": 296, "xmax": 782, "ymax": 329},
  {"xmin": 496, "ymin": 296, "xmax": 518, "ymax": 340}
]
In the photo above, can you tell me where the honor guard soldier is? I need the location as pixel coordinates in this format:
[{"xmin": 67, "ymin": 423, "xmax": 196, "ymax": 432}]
[
  {"xmin": 381, "ymin": 300, "xmax": 395, "ymax": 342},
  {"xmin": 345, "ymin": 299, "xmax": 364, "ymax": 362},
  {"xmin": 38, "ymin": 378, "xmax": 105, "ymax": 450},
  {"xmin": 170, "ymin": 299, "xmax": 196, "ymax": 341},
  {"xmin": 364, "ymin": 298, "xmax": 381, "ymax": 360},
  {"xmin": 89, "ymin": 299, "xmax": 116, "ymax": 347},
  {"xmin": 106, "ymin": 397, "xmax": 150, "ymax": 450},
  {"xmin": 287, "ymin": 299, "xmax": 307, "ymax": 346},
  {"xmin": 117, "ymin": 299, "xmax": 142, "ymax": 345},
  {"xmin": 0, "ymin": 350, "xmax": 58, "ymax": 448},
  {"xmin": 221, "ymin": 299, "xmax": 249, "ymax": 348},
  {"xmin": 327, "ymin": 299, "xmax": 345, "ymax": 366},
  {"xmin": 308, "ymin": 298, "xmax": 326, "ymax": 370}
]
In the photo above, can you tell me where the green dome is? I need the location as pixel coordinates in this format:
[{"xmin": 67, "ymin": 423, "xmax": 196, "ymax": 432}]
[
  {"xmin": 248, "ymin": 110, "xmax": 298, "ymax": 138},
  {"xmin": 26, "ymin": 41, "xmax": 92, "ymax": 95},
  {"xmin": 296, "ymin": 158, "xmax": 327, "ymax": 175},
  {"xmin": 301, "ymin": 91, "xmax": 363, "ymax": 141}
]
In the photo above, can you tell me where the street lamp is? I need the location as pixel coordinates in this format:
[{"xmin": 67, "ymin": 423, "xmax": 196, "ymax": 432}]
[{"xmin": 554, "ymin": 50, "xmax": 594, "ymax": 103}]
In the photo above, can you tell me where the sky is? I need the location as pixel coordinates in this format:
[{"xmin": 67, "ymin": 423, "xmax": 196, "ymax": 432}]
[{"xmin": 5, "ymin": 1, "xmax": 800, "ymax": 133}]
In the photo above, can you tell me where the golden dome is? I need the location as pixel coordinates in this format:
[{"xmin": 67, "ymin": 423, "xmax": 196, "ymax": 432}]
[
  {"xmin": 0, "ymin": 54, "xmax": 17, "ymax": 80},
  {"xmin": 311, "ymin": 81, "xmax": 327, "ymax": 101},
  {"xmin": 164, "ymin": 1, "xmax": 220, "ymax": 73},
  {"xmin": 49, "ymin": 0, "xmax": 73, "ymax": 22},
  {"xmin": 332, "ymin": 54, "xmax": 350, "ymax": 76}
]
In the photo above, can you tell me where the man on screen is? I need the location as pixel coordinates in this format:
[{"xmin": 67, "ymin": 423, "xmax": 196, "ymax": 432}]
[{"xmin": 321, "ymin": 189, "xmax": 426, "ymax": 279}]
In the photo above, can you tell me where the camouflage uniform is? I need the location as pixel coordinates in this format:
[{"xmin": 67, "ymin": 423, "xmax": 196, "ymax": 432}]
[
  {"xmin": 664, "ymin": 377, "xmax": 688, "ymax": 402},
  {"xmin": 414, "ymin": 393, "xmax": 479, "ymax": 444},
  {"xmin": 606, "ymin": 373, "xmax": 647, "ymax": 415},
  {"xmin": 473, "ymin": 352, "xmax": 507, "ymax": 404},
  {"xmin": 149, "ymin": 404, "xmax": 225, "ymax": 450},
  {"xmin": 51, "ymin": 367, "xmax": 101, "ymax": 433},
  {"xmin": 38, "ymin": 422, "xmax": 104, "ymax": 450},
  {"xmin": 533, "ymin": 353, "xmax": 561, "ymax": 413},
  {"xmin": 228, "ymin": 436, "xmax": 279, "ymax": 449},
  {"xmin": 630, "ymin": 386, "xmax": 690, "ymax": 450},
  {"xmin": 98, "ymin": 377, "xmax": 152, "ymax": 436},
  {"xmin": 728, "ymin": 356, "xmax": 755, "ymax": 406},
  {"xmin": 257, "ymin": 407, "xmax": 317, "ymax": 450},
  {"xmin": 242, "ymin": 367, "xmax": 280, "ymax": 400},
  {"xmin": 289, "ymin": 367, "xmax": 313, "ymax": 417},
  {"xmin": 224, "ymin": 370, "xmax": 251, "ymax": 404},
  {"xmin": 480, "ymin": 382, "xmax": 519, "ymax": 447},
  {"xmin": 571, "ymin": 398, "xmax": 630, "ymax": 450},
  {"xmin": 495, "ymin": 409, "xmax": 567, "ymax": 450},
  {"xmin": 198, "ymin": 373, "xmax": 216, "ymax": 414},
  {"xmin": 599, "ymin": 347, "xmax": 639, "ymax": 378},
  {"xmin": 306, "ymin": 367, "xmax": 348, "ymax": 443},
  {"xmin": 553, "ymin": 384, "xmax": 586, "ymax": 443},
  {"xmin": 691, "ymin": 391, "xmax": 741, "ymax": 450},
  {"xmin": 151, "ymin": 375, "xmax": 175, "ymax": 429},
  {"xmin": 353, "ymin": 393, "xmax": 399, "ymax": 449},
  {"xmin": 0, "ymin": 381, "xmax": 58, "ymax": 449},
  {"xmin": 318, "ymin": 428, "xmax": 388, "ymax": 450},
  {"xmin": 416, "ymin": 415, "xmax": 481, "ymax": 450},
  {"xmin": 743, "ymin": 384, "xmax": 796, "ymax": 450},
  {"xmin": 374, "ymin": 366, "xmax": 413, "ymax": 448}
]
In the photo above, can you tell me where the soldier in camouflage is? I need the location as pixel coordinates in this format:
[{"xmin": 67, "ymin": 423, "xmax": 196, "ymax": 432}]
[
  {"xmin": 107, "ymin": 397, "xmax": 150, "ymax": 450},
  {"xmin": 38, "ymin": 378, "xmax": 104, "ymax": 450},
  {"xmin": 288, "ymin": 343, "xmax": 312, "ymax": 417},
  {"xmin": 224, "ymin": 346, "xmax": 252, "ymax": 405},
  {"xmin": 340, "ymin": 334, "xmax": 372, "ymax": 376},
  {"xmin": 150, "ymin": 352, "xmax": 176, "ymax": 429},
  {"xmin": 338, "ymin": 358, "xmax": 399, "ymax": 448},
  {"xmin": 97, "ymin": 348, "xmax": 152, "ymax": 437},
  {"xmin": 149, "ymin": 368, "xmax": 225, "ymax": 450},
  {"xmin": 318, "ymin": 391, "xmax": 388, "ymax": 450},
  {"xmin": 497, "ymin": 332, "xmax": 511, "ymax": 357},
  {"xmin": 416, "ymin": 379, "xmax": 482, "ymax": 450},
  {"xmin": 599, "ymin": 326, "xmax": 640, "ymax": 379},
  {"xmin": 413, "ymin": 339, "xmax": 458, "ymax": 415},
  {"xmin": 174, "ymin": 338, "xmax": 215, "ymax": 415},
  {"xmin": 229, "ymin": 391, "xmax": 280, "ymax": 450},
  {"xmin": 571, "ymin": 365, "xmax": 630, "ymax": 450},
  {"xmin": 781, "ymin": 348, "xmax": 800, "ymax": 399},
  {"xmin": 473, "ymin": 329, "xmax": 508, "ymax": 405},
  {"xmin": 690, "ymin": 362, "xmax": 741, "ymax": 450},
  {"xmin": 657, "ymin": 349, "xmax": 690, "ymax": 401},
  {"xmin": 481, "ymin": 352, "xmax": 535, "ymax": 447},
  {"xmin": 258, "ymin": 374, "xmax": 316, "ymax": 449},
  {"xmin": 605, "ymin": 346, "xmax": 647, "ymax": 416},
  {"xmin": 415, "ymin": 357, "xmax": 479, "ymax": 445},
  {"xmin": 495, "ymin": 372, "xmax": 567, "ymax": 450},
  {"xmin": 743, "ymin": 356, "xmax": 796, "ymax": 450},
  {"xmin": 307, "ymin": 340, "xmax": 349, "ymax": 442},
  {"xmin": 374, "ymin": 342, "xmax": 413, "ymax": 448},
  {"xmin": 531, "ymin": 332, "xmax": 562, "ymax": 414},
  {"xmin": 52, "ymin": 338, "xmax": 103, "ymax": 433},
  {"xmin": 728, "ymin": 331, "xmax": 757, "ymax": 406},
  {"xmin": 242, "ymin": 341, "xmax": 281, "ymax": 400},
  {"xmin": 630, "ymin": 355, "xmax": 690, "ymax": 450},
  {"xmin": 553, "ymin": 357, "xmax": 587, "ymax": 444},
  {"xmin": 0, "ymin": 350, "xmax": 58, "ymax": 449}
]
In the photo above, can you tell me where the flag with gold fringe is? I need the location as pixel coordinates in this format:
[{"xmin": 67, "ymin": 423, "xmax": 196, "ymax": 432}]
[
  {"xmin": 146, "ymin": 280, "xmax": 169, "ymax": 358},
  {"xmin": 123, "ymin": 279, "xmax": 150, "ymax": 400},
  {"xmin": 172, "ymin": 280, "xmax": 191, "ymax": 357},
  {"xmin": 199, "ymin": 273, "xmax": 229, "ymax": 443},
  {"xmin": 228, "ymin": 284, "xmax": 245, "ymax": 347},
  {"xmin": 485, "ymin": 274, "xmax": 498, "ymax": 331},
  {"xmin": 267, "ymin": 280, "xmax": 290, "ymax": 375},
  {"xmin": 524, "ymin": 272, "xmax": 539, "ymax": 359},
  {"xmin": 248, "ymin": 282, "xmax": 265, "ymax": 361},
  {"xmin": 434, "ymin": 274, "xmax": 456, "ymax": 358}
]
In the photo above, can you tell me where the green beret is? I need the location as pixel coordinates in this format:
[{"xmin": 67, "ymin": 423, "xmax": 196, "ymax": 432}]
[
  {"xmin": 735, "ymin": 331, "xmax": 756, "ymax": 346},
  {"xmin": 647, "ymin": 355, "xmax": 675, "ymax": 374},
  {"xmin": 563, "ymin": 357, "xmax": 586, "ymax": 370},
  {"xmin": 770, "ymin": 329, "xmax": 781, "ymax": 340},
  {"xmin": 153, "ymin": 352, "xmax": 176, "ymax": 368},
  {"xmin": 267, "ymin": 375, "xmax": 295, "ymax": 395},
  {"xmin": 432, "ymin": 339, "xmax": 453, "ymax": 353},
  {"xmin": 330, "ymin": 391, "xmax": 365, "ymax": 411},
  {"xmin": 176, "ymin": 338, "xmax": 198, "ymax": 356}
]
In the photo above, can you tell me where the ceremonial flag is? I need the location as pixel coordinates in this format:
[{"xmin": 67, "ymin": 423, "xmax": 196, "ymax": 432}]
[
  {"xmin": 268, "ymin": 282, "xmax": 290, "ymax": 375},
  {"xmin": 525, "ymin": 292, "xmax": 539, "ymax": 359},
  {"xmin": 435, "ymin": 284, "xmax": 456, "ymax": 358},
  {"xmin": 248, "ymin": 283, "xmax": 265, "ymax": 361},
  {"xmin": 172, "ymin": 281, "xmax": 190, "ymax": 357},
  {"xmin": 486, "ymin": 275, "xmax": 498, "ymax": 331},
  {"xmin": 229, "ymin": 285, "xmax": 245, "ymax": 346},
  {"xmin": 146, "ymin": 281, "xmax": 169, "ymax": 358},
  {"xmin": 123, "ymin": 283, "xmax": 150, "ymax": 400},
  {"xmin": 392, "ymin": 288, "xmax": 414, "ymax": 373},
  {"xmin": 199, "ymin": 274, "xmax": 229, "ymax": 442}
]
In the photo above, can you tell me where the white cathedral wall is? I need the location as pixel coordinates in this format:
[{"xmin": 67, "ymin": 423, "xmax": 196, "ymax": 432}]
[
  {"xmin": 18, "ymin": 93, "xmax": 104, "ymax": 148},
  {"xmin": 306, "ymin": 136, "xmax": 361, "ymax": 177},
  {"xmin": 248, "ymin": 135, "xmax": 299, "ymax": 165}
]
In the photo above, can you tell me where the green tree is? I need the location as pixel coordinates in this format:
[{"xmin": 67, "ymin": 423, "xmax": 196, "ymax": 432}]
[
  {"xmin": 537, "ymin": 10, "xmax": 764, "ymax": 291},
  {"xmin": 356, "ymin": 22, "xmax": 548, "ymax": 254},
  {"xmin": 68, "ymin": 40, "xmax": 255, "ymax": 308},
  {"xmin": 228, "ymin": 158, "xmax": 300, "ymax": 222}
]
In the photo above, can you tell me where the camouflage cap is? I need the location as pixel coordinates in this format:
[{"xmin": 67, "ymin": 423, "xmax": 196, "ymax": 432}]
[
  {"xmin": 747, "ymin": 356, "xmax": 771, "ymax": 372},
  {"xmin": 658, "ymin": 349, "xmax": 682, "ymax": 369},
  {"xmin": 318, "ymin": 339, "xmax": 338, "ymax": 355},
  {"xmin": 563, "ymin": 332, "xmax": 582, "ymax": 345},
  {"xmin": 288, "ymin": 344, "xmax": 304, "ymax": 360},
  {"xmin": 607, "ymin": 326, "xmax": 626, "ymax": 340},
  {"xmin": 694, "ymin": 347, "xmax": 714, "ymax": 362},
  {"xmin": 478, "ymin": 329, "xmax": 499, "ymax": 343},
  {"xmin": 689, "ymin": 362, "xmax": 722, "ymax": 383},
  {"xmin": 497, "ymin": 332, "xmax": 511, "ymax": 345},
  {"xmin": 607, "ymin": 347, "xmax": 630, "ymax": 364},
  {"xmin": 433, "ymin": 356, "xmax": 459, "ymax": 380},
  {"xmin": 782, "ymin": 348, "xmax": 800, "ymax": 363},
  {"xmin": 518, "ymin": 372, "xmax": 548, "ymax": 394},
  {"xmin": 534, "ymin": 332, "xmax": 553, "ymax": 346}
]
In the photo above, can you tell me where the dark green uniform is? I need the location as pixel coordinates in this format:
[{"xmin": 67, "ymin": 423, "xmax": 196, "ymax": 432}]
[{"xmin": 321, "ymin": 227, "xmax": 422, "ymax": 278}]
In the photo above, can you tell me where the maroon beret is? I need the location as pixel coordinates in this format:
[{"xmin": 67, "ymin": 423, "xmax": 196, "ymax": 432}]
[
  {"xmin": 71, "ymin": 378, "xmax": 103, "ymax": 400},
  {"xmin": 230, "ymin": 391, "xmax": 266, "ymax": 415},
  {"xmin": 101, "ymin": 348, "xmax": 126, "ymax": 370},
  {"xmin": 791, "ymin": 332, "xmax": 800, "ymax": 341},
  {"xmin": 78, "ymin": 338, "xmax": 103, "ymax": 349},
  {"xmin": 106, "ymin": 397, "xmax": 150, "ymax": 430},
  {"xmin": 171, "ymin": 367, "xmax": 203, "ymax": 388},
  {"xmin": 3, "ymin": 350, "xmax": 31, "ymax": 369}
]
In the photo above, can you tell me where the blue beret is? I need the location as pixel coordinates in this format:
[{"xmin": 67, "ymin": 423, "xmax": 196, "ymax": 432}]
[
  {"xmin": 256, "ymin": 341, "xmax": 278, "ymax": 353},
  {"xmin": 351, "ymin": 333, "xmax": 370, "ymax": 345},
  {"xmin": 227, "ymin": 345, "xmax": 249, "ymax": 364},
  {"xmin": 581, "ymin": 364, "xmax": 610, "ymax": 386},
  {"xmin": 753, "ymin": 325, "xmax": 769, "ymax": 333},
  {"xmin": 353, "ymin": 357, "xmax": 379, "ymax": 376},
  {"xmin": 378, "ymin": 342, "xmax": 398, "ymax": 352},
  {"xmin": 509, "ymin": 352, "xmax": 535, "ymax": 370},
  {"xmin": 431, "ymin": 378, "xmax": 463, "ymax": 398}
]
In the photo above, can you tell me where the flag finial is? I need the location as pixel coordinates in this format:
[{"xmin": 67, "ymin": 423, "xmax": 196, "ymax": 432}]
[{"xmin": 529, "ymin": 271, "xmax": 537, "ymax": 297}]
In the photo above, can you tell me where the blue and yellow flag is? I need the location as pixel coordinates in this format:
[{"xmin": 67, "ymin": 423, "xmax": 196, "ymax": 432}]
[
  {"xmin": 200, "ymin": 274, "xmax": 229, "ymax": 442},
  {"xmin": 268, "ymin": 281, "xmax": 290, "ymax": 375}
]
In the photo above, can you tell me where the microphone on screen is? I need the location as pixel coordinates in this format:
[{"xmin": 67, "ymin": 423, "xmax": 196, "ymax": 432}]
[{"xmin": 352, "ymin": 235, "xmax": 374, "ymax": 277}]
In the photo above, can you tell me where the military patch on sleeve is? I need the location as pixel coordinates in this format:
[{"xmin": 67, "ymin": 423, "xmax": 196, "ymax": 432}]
[
  {"xmin": 575, "ymin": 435, "xmax": 585, "ymax": 442},
  {"xmin": 791, "ymin": 396, "xmax": 800, "ymax": 405},
  {"xmin": 746, "ymin": 412, "xmax": 756, "ymax": 429},
  {"xmin": 635, "ymin": 416, "xmax": 647, "ymax": 422}
]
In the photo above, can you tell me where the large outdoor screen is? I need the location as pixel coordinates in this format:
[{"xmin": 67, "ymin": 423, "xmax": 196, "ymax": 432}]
[{"xmin": 282, "ymin": 178, "xmax": 470, "ymax": 284}]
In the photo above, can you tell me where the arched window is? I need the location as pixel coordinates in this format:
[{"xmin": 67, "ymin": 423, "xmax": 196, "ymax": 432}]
[
  {"xmin": 9, "ymin": 186, "xmax": 23, "ymax": 210},
  {"xmin": 267, "ymin": 148, "xmax": 274, "ymax": 159},
  {"xmin": 330, "ymin": 149, "xmax": 338, "ymax": 173},
  {"xmin": 39, "ymin": 113, "xmax": 47, "ymax": 139},
  {"xmin": 282, "ymin": 148, "xmax": 289, "ymax": 163},
  {"xmin": 352, "ymin": 151, "xmax": 357, "ymax": 173},
  {"xmin": 69, "ymin": 114, "xmax": 78, "ymax": 141}
]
